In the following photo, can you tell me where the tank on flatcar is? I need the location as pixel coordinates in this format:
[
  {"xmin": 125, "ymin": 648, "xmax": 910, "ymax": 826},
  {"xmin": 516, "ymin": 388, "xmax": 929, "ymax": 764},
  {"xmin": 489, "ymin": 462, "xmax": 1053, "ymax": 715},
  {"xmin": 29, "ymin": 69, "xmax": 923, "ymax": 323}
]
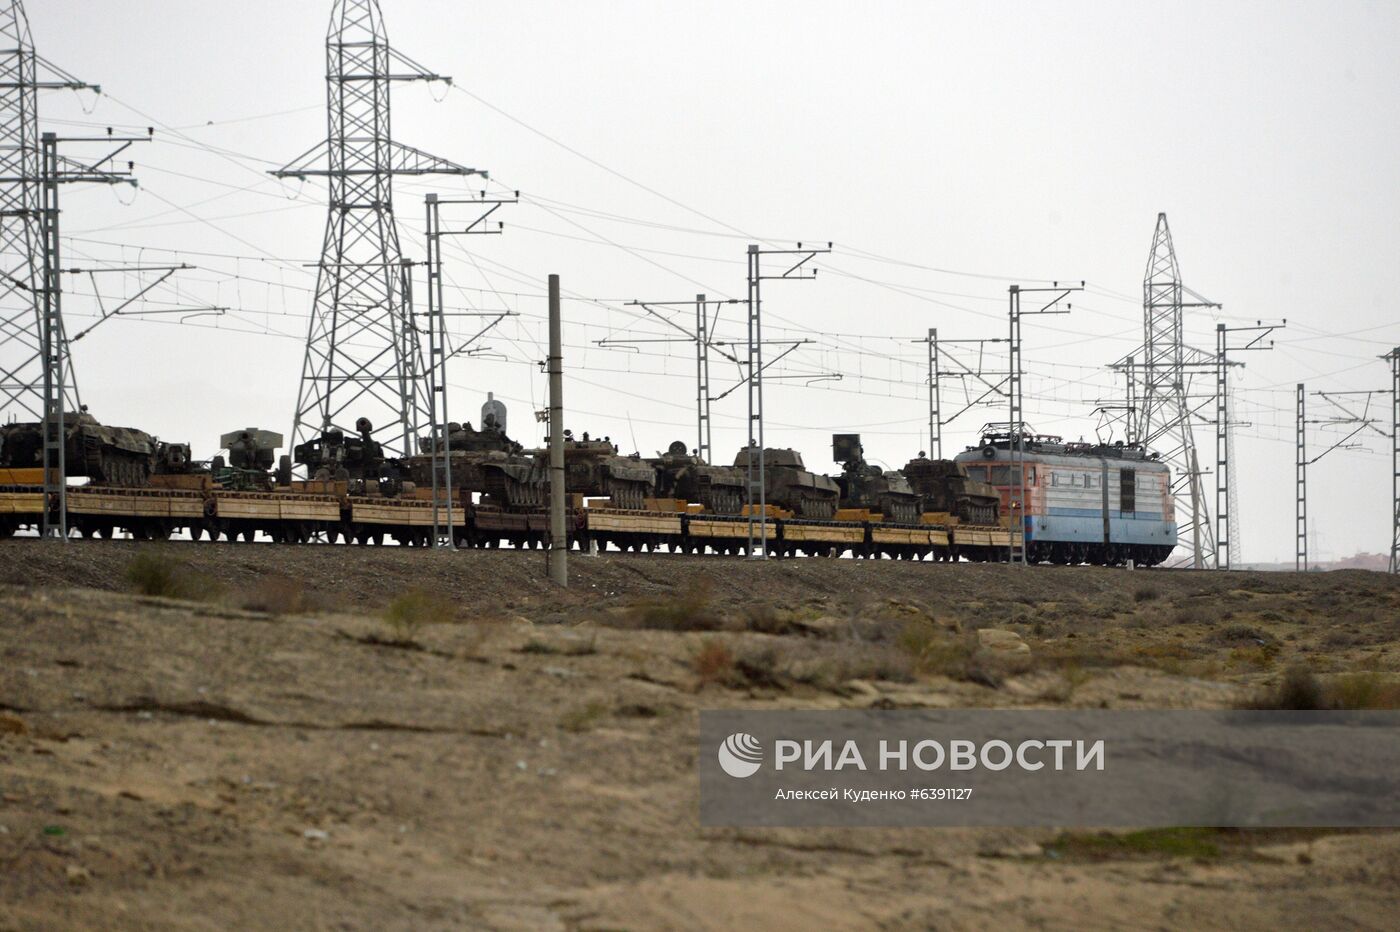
[
  {"xmin": 649, "ymin": 440, "xmax": 745, "ymax": 514},
  {"xmin": 954, "ymin": 423, "xmax": 1176, "ymax": 566},
  {"xmin": 553, "ymin": 431, "xmax": 656, "ymax": 510},
  {"xmin": 901, "ymin": 454, "xmax": 1000, "ymax": 525},
  {"xmin": 405, "ymin": 414, "xmax": 544, "ymax": 508},
  {"xmin": 0, "ymin": 411, "xmax": 158, "ymax": 486},
  {"xmin": 832, "ymin": 433, "xmax": 921, "ymax": 524},
  {"xmin": 732, "ymin": 446, "xmax": 841, "ymax": 519}
]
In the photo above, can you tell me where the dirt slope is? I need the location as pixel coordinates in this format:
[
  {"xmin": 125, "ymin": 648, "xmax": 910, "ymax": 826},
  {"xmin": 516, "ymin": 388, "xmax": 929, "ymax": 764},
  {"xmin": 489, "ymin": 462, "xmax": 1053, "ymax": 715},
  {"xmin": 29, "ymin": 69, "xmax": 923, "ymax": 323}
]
[{"xmin": 2, "ymin": 542, "xmax": 1399, "ymax": 930}]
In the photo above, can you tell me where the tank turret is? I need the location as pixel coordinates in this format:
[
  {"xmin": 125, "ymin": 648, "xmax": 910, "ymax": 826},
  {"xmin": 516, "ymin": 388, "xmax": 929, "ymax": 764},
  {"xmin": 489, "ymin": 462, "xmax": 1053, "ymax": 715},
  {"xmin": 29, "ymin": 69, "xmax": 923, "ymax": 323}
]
[
  {"xmin": 732, "ymin": 446, "xmax": 840, "ymax": 519},
  {"xmin": 902, "ymin": 454, "xmax": 1000, "ymax": 525},
  {"xmin": 648, "ymin": 440, "xmax": 745, "ymax": 514},
  {"xmin": 403, "ymin": 409, "xmax": 542, "ymax": 508},
  {"xmin": 552, "ymin": 431, "xmax": 656, "ymax": 510}
]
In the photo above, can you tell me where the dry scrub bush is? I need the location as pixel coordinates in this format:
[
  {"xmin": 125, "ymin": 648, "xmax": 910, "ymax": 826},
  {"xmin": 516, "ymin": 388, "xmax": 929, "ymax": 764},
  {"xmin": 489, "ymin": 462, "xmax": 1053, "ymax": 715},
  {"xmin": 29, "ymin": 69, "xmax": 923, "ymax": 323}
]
[
  {"xmin": 383, "ymin": 589, "xmax": 456, "ymax": 644},
  {"xmin": 240, "ymin": 575, "xmax": 316, "ymax": 616},
  {"xmin": 743, "ymin": 604, "xmax": 797, "ymax": 636},
  {"xmin": 559, "ymin": 701, "xmax": 608, "ymax": 733},
  {"xmin": 1210, "ymin": 624, "xmax": 1272, "ymax": 647},
  {"xmin": 693, "ymin": 638, "xmax": 735, "ymax": 686},
  {"xmin": 520, "ymin": 632, "xmax": 597, "ymax": 656},
  {"xmin": 124, "ymin": 551, "xmax": 216, "ymax": 600},
  {"xmin": 1241, "ymin": 665, "xmax": 1400, "ymax": 710},
  {"xmin": 1328, "ymin": 673, "xmax": 1400, "ymax": 710},
  {"xmin": 896, "ymin": 619, "xmax": 976, "ymax": 678},
  {"xmin": 628, "ymin": 581, "xmax": 724, "ymax": 631}
]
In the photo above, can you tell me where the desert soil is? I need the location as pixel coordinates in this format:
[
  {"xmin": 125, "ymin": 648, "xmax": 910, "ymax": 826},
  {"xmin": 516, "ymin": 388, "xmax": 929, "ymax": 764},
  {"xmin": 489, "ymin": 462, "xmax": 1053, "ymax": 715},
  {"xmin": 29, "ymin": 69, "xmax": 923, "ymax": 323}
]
[{"xmin": 2, "ymin": 540, "xmax": 1400, "ymax": 930}]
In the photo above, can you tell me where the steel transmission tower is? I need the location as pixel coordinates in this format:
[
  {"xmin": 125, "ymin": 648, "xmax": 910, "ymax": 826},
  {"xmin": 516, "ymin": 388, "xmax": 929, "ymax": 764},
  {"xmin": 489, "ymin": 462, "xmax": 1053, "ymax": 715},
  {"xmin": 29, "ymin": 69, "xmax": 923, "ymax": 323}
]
[
  {"xmin": 1128, "ymin": 214, "xmax": 1219, "ymax": 569},
  {"xmin": 0, "ymin": 1, "xmax": 88, "ymax": 420},
  {"xmin": 274, "ymin": 0, "xmax": 481, "ymax": 458},
  {"xmin": 1387, "ymin": 347, "xmax": 1399, "ymax": 574}
]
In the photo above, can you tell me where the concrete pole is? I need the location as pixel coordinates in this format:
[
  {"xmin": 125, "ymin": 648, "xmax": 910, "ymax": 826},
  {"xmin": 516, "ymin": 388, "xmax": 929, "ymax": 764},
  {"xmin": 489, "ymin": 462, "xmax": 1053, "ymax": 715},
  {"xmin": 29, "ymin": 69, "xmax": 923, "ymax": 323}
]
[{"xmin": 548, "ymin": 274, "xmax": 568, "ymax": 587}]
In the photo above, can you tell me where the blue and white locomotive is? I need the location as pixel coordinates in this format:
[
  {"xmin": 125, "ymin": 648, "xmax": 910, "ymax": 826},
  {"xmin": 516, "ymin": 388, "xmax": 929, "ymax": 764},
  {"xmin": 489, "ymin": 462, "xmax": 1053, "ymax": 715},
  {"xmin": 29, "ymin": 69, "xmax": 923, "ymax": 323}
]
[{"xmin": 954, "ymin": 425, "xmax": 1177, "ymax": 565}]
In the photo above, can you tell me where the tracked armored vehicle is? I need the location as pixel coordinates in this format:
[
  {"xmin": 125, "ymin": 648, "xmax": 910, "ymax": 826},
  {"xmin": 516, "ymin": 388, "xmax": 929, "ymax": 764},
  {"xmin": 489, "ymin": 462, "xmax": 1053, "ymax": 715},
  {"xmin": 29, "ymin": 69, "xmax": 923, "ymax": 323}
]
[
  {"xmin": 832, "ymin": 434, "xmax": 922, "ymax": 524},
  {"xmin": 0, "ymin": 412, "xmax": 157, "ymax": 486},
  {"xmin": 555, "ymin": 432, "xmax": 656, "ymax": 510},
  {"xmin": 649, "ymin": 441, "xmax": 745, "ymax": 514},
  {"xmin": 733, "ymin": 446, "xmax": 840, "ymax": 519},
  {"xmin": 407, "ymin": 417, "xmax": 544, "ymax": 509},
  {"xmin": 902, "ymin": 454, "xmax": 1000, "ymax": 525}
]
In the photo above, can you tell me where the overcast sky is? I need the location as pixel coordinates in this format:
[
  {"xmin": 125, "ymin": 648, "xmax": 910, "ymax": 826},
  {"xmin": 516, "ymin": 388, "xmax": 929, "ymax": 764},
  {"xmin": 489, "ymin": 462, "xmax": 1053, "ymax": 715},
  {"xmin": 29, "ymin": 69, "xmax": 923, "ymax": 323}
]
[{"xmin": 25, "ymin": 0, "xmax": 1400, "ymax": 563}]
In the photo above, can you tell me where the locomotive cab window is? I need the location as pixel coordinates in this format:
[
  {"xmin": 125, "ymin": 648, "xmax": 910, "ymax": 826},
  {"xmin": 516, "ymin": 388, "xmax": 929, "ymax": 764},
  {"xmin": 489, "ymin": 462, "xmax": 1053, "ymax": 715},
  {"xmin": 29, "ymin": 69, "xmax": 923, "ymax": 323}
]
[{"xmin": 1120, "ymin": 468, "xmax": 1136, "ymax": 513}]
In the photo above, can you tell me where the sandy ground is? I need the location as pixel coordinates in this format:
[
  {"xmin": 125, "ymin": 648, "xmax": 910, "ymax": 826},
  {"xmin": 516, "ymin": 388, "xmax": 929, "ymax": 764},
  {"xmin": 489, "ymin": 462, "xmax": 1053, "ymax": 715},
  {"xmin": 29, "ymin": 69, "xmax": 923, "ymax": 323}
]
[{"xmin": 2, "ymin": 541, "xmax": 1399, "ymax": 930}]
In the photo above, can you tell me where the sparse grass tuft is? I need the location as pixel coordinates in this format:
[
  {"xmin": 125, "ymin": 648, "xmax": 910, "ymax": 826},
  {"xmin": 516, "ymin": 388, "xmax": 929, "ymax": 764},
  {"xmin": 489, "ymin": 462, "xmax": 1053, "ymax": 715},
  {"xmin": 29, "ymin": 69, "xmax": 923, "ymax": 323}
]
[
  {"xmin": 559, "ymin": 701, "xmax": 608, "ymax": 733},
  {"xmin": 628, "ymin": 581, "xmax": 723, "ymax": 631},
  {"xmin": 1328, "ymin": 673, "xmax": 1400, "ymax": 710},
  {"xmin": 240, "ymin": 575, "xmax": 317, "ymax": 616},
  {"xmin": 1045, "ymin": 828, "xmax": 1222, "ymax": 861},
  {"xmin": 383, "ymin": 589, "xmax": 456, "ymax": 644},
  {"xmin": 520, "ymin": 633, "xmax": 597, "ymax": 656},
  {"xmin": 731, "ymin": 645, "xmax": 787, "ymax": 689},
  {"xmin": 693, "ymin": 638, "xmax": 735, "ymax": 687},
  {"xmin": 896, "ymin": 619, "xmax": 975, "ymax": 678},
  {"xmin": 124, "ymin": 551, "xmax": 216, "ymax": 600},
  {"xmin": 1133, "ymin": 586, "xmax": 1160, "ymax": 604},
  {"xmin": 1211, "ymin": 624, "xmax": 1272, "ymax": 647},
  {"xmin": 1041, "ymin": 827, "xmax": 1352, "ymax": 863},
  {"xmin": 743, "ymin": 604, "xmax": 796, "ymax": 636}
]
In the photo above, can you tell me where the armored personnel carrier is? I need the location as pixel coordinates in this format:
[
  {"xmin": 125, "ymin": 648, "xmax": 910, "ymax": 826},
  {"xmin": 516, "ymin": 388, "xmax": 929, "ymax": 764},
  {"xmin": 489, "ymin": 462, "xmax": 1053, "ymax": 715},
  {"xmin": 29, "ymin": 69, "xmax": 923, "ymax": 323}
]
[
  {"xmin": 551, "ymin": 432, "xmax": 656, "ymax": 510},
  {"xmin": 902, "ymin": 454, "xmax": 1000, "ymax": 525},
  {"xmin": 733, "ymin": 446, "xmax": 840, "ymax": 519},
  {"xmin": 649, "ymin": 441, "xmax": 745, "ymax": 514},
  {"xmin": 832, "ymin": 433, "xmax": 922, "ymax": 524},
  {"xmin": 0, "ymin": 412, "xmax": 157, "ymax": 486}
]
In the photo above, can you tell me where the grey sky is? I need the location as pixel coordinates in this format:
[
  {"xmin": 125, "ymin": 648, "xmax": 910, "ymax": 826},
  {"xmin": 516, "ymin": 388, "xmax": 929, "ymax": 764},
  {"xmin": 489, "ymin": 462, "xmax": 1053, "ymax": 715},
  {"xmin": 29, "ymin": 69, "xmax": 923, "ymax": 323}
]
[{"xmin": 31, "ymin": 0, "xmax": 1400, "ymax": 563}]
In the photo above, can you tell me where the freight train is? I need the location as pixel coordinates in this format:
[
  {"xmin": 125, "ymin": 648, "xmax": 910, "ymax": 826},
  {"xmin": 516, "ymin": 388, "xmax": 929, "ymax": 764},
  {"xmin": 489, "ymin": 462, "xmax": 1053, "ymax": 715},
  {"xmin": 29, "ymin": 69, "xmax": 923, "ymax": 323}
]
[{"xmin": 0, "ymin": 404, "xmax": 1177, "ymax": 565}]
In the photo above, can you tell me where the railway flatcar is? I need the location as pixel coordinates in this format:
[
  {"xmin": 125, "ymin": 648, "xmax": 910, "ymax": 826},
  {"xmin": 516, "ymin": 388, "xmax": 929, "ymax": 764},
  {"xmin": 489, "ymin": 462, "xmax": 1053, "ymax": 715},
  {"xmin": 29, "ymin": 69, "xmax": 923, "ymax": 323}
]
[{"xmin": 955, "ymin": 425, "xmax": 1176, "ymax": 566}]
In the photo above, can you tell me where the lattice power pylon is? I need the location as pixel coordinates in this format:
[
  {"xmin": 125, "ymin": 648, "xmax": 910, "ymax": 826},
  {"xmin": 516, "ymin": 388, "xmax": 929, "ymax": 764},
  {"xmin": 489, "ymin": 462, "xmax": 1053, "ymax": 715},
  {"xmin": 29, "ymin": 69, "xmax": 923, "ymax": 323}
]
[
  {"xmin": 1386, "ymin": 347, "xmax": 1399, "ymax": 574},
  {"xmin": 1126, "ymin": 213, "xmax": 1219, "ymax": 569},
  {"xmin": 0, "ymin": 1, "xmax": 88, "ymax": 421},
  {"xmin": 274, "ymin": 0, "xmax": 481, "ymax": 458}
]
